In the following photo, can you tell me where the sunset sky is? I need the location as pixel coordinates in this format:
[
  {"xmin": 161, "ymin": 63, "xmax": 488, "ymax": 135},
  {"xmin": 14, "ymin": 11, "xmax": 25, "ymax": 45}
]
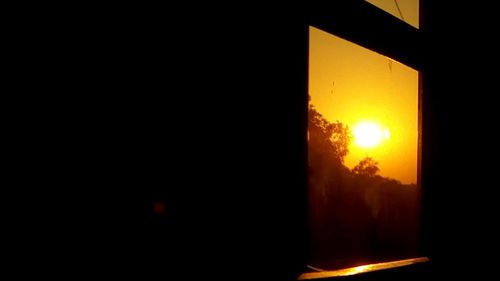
[
  {"xmin": 309, "ymin": 26, "xmax": 418, "ymax": 184},
  {"xmin": 366, "ymin": 0, "xmax": 419, "ymax": 29}
]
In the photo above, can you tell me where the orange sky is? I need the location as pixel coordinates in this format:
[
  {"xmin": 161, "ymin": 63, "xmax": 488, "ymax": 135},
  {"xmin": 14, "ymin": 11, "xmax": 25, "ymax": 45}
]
[
  {"xmin": 366, "ymin": 0, "xmax": 419, "ymax": 29},
  {"xmin": 309, "ymin": 26, "xmax": 418, "ymax": 184}
]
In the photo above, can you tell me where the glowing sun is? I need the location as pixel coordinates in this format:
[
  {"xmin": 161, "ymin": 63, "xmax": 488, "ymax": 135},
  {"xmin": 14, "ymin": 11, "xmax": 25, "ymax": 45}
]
[{"xmin": 353, "ymin": 121, "xmax": 390, "ymax": 148}]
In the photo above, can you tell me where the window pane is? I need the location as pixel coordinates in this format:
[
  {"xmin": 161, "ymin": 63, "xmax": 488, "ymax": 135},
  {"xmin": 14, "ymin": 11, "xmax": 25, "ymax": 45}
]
[
  {"xmin": 307, "ymin": 26, "xmax": 421, "ymax": 271},
  {"xmin": 366, "ymin": 0, "xmax": 419, "ymax": 29}
]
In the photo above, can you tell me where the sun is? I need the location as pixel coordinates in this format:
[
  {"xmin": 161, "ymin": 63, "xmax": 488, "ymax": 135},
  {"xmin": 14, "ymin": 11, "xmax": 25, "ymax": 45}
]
[{"xmin": 353, "ymin": 121, "xmax": 390, "ymax": 148}]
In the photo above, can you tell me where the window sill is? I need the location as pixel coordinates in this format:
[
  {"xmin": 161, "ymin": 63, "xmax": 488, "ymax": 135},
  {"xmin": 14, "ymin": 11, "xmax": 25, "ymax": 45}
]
[{"xmin": 298, "ymin": 257, "xmax": 429, "ymax": 280}]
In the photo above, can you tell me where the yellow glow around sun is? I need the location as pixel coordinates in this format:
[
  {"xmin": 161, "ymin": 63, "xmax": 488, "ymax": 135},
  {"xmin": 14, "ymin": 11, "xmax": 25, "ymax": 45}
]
[{"xmin": 353, "ymin": 121, "xmax": 390, "ymax": 148}]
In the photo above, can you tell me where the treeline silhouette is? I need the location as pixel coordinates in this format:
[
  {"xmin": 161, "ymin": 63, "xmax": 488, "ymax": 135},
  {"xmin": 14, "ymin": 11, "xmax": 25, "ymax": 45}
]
[{"xmin": 308, "ymin": 105, "xmax": 420, "ymax": 270}]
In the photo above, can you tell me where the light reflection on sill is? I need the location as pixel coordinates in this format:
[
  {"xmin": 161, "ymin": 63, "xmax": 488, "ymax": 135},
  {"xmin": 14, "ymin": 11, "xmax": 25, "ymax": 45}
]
[{"xmin": 298, "ymin": 257, "xmax": 429, "ymax": 280}]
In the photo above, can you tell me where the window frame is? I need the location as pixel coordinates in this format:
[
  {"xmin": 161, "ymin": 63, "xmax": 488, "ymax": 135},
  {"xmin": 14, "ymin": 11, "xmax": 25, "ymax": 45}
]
[{"xmin": 301, "ymin": 1, "xmax": 429, "ymax": 279}]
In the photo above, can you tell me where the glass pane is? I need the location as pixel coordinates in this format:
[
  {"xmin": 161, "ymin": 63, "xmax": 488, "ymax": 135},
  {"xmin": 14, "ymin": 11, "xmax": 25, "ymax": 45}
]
[
  {"xmin": 366, "ymin": 0, "xmax": 419, "ymax": 29},
  {"xmin": 307, "ymin": 26, "xmax": 421, "ymax": 271}
]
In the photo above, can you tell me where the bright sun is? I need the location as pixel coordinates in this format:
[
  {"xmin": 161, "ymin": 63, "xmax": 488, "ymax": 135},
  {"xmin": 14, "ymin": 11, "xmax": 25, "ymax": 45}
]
[{"xmin": 353, "ymin": 121, "xmax": 390, "ymax": 148}]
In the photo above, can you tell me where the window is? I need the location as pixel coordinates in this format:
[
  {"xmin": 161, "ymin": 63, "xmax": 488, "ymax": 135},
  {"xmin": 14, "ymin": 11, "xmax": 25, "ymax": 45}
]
[{"xmin": 302, "ymin": 1, "xmax": 426, "ymax": 279}]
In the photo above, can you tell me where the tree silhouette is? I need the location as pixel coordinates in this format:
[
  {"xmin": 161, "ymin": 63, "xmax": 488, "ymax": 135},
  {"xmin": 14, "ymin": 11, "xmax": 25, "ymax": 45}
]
[
  {"xmin": 308, "ymin": 104, "xmax": 352, "ymax": 205},
  {"xmin": 308, "ymin": 105, "xmax": 351, "ymax": 164},
  {"xmin": 352, "ymin": 157, "xmax": 380, "ymax": 177}
]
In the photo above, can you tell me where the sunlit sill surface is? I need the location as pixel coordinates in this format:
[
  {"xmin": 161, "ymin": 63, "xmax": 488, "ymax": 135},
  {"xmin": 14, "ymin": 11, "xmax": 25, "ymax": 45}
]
[{"xmin": 298, "ymin": 257, "xmax": 429, "ymax": 280}]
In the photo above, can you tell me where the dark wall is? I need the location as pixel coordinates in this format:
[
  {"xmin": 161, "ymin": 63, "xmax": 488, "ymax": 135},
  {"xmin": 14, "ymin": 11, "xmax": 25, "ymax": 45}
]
[
  {"xmin": 421, "ymin": 0, "xmax": 500, "ymax": 280},
  {"xmin": 30, "ymin": 5, "xmax": 310, "ymax": 280}
]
